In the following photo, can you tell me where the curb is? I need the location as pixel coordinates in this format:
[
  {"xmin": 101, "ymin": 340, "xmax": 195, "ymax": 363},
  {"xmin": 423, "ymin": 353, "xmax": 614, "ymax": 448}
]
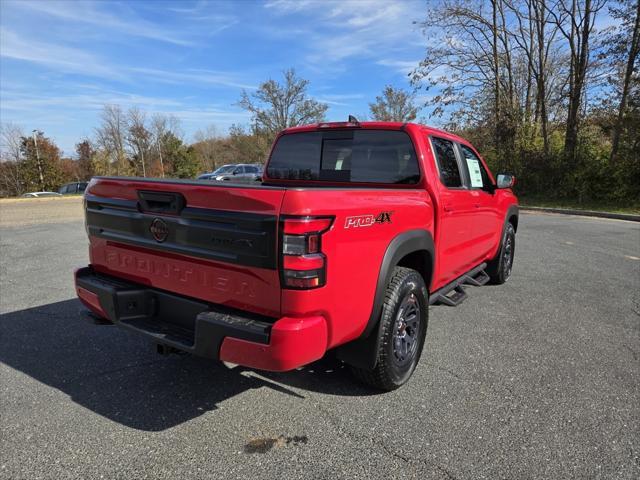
[{"xmin": 521, "ymin": 206, "xmax": 640, "ymax": 222}]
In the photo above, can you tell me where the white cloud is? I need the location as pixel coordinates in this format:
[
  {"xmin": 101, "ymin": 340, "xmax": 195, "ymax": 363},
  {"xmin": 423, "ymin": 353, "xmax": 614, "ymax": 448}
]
[
  {"xmin": 264, "ymin": 0, "xmax": 424, "ymax": 69},
  {"xmin": 377, "ymin": 59, "xmax": 420, "ymax": 75},
  {"xmin": 0, "ymin": 28, "xmax": 124, "ymax": 80},
  {"xmin": 313, "ymin": 92, "xmax": 365, "ymax": 106},
  {"xmin": 0, "ymin": 29, "xmax": 255, "ymax": 90},
  {"xmin": 130, "ymin": 68, "xmax": 257, "ymax": 90},
  {"xmin": 0, "ymin": 89, "xmax": 183, "ymax": 113},
  {"xmin": 14, "ymin": 0, "xmax": 197, "ymax": 46},
  {"xmin": 264, "ymin": 0, "xmax": 318, "ymax": 13}
]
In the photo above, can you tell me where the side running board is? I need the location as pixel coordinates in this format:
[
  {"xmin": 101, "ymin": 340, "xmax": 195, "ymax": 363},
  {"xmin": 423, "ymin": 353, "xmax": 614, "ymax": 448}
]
[{"xmin": 429, "ymin": 263, "xmax": 489, "ymax": 307}]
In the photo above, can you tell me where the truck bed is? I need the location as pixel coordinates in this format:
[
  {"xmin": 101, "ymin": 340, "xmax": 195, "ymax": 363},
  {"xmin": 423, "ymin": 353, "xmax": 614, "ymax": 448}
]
[{"xmin": 84, "ymin": 176, "xmax": 434, "ymax": 347}]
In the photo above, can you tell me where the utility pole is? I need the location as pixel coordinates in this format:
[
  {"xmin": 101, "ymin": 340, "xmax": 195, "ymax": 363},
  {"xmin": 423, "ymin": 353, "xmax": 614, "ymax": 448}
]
[
  {"xmin": 32, "ymin": 130, "xmax": 45, "ymax": 191},
  {"xmin": 140, "ymin": 145, "xmax": 146, "ymax": 177},
  {"xmin": 156, "ymin": 139, "xmax": 165, "ymax": 178}
]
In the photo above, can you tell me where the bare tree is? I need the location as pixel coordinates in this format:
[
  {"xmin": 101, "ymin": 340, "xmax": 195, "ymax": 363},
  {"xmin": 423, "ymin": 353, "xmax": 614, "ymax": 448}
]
[
  {"xmin": 546, "ymin": 0, "xmax": 607, "ymax": 161},
  {"xmin": 369, "ymin": 86, "xmax": 419, "ymax": 122},
  {"xmin": 238, "ymin": 69, "xmax": 328, "ymax": 136},
  {"xmin": 149, "ymin": 113, "xmax": 184, "ymax": 177},
  {"xmin": 505, "ymin": 0, "xmax": 562, "ymax": 155},
  {"xmin": 607, "ymin": 0, "xmax": 640, "ymax": 163},
  {"xmin": 95, "ymin": 105, "xmax": 129, "ymax": 175},
  {"xmin": 411, "ymin": 0, "xmax": 521, "ymax": 168},
  {"xmin": 126, "ymin": 107, "xmax": 150, "ymax": 177},
  {"xmin": 533, "ymin": 0, "xmax": 553, "ymax": 155},
  {"xmin": 0, "ymin": 123, "xmax": 25, "ymax": 196},
  {"xmin": 192, "ymin": 125, "xmax": 221, "ymax": 172},
  {"xmin": 150, "ymin": 114, "xmax": 168, "ymax": 177}
]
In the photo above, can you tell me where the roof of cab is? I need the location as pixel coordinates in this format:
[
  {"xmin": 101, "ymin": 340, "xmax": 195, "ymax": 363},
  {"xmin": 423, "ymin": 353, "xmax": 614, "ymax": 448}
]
[{"xmin": 280, "ymin": 121, "xmax": 468, "ymax": 144}]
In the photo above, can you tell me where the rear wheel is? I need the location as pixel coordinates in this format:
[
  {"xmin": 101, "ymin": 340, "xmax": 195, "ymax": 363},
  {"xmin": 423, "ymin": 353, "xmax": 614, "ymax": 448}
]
[
  {"xmin": 351, "ymin": 267, "xmax": 428, "ymax": 391},
  {"xmin": 487, "ymin": 222, "xmax": 516, "ymax": 284}
]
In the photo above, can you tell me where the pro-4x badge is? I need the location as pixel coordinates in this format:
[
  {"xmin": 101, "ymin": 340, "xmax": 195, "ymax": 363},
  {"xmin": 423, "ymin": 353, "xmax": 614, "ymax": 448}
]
[{"xmin": 344, "ymin": 211, "xmax": 393, "ymax": 229}]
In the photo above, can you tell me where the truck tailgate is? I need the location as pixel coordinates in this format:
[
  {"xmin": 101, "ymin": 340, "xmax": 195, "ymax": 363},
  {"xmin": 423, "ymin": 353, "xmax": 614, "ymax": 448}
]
[{"xmin": 85, "ymin": 177, "xmax": 285, "ymax": 317}]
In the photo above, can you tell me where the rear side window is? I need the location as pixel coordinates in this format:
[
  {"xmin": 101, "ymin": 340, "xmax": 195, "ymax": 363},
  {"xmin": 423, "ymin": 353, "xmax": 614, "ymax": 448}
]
[
  {"xmin": 267, "ymin": 130, "xmax": 420, "ymax": 184},
  {"xmin": 431, "ymin": 137, "xmax": 462, "ymax": 188},
  {"xmin": 459, "ymin": 145, "xmax": 491, "ymax": 188}
]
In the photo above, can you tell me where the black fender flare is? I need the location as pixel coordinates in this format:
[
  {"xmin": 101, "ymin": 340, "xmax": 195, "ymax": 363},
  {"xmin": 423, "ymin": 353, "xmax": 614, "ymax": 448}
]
[
  {"xmin": 335, "ymin": 229, "xmax": 434, "ymax": 370},
  {"xmin": 487, "ymin": 204, "xmax": 519, "ymax": 270},
  {"xmin": 504, "ymin": 204, "xmax": 519, "ymax": 234}
]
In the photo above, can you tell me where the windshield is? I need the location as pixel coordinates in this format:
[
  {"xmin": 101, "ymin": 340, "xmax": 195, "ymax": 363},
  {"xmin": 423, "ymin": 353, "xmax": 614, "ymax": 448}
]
[
  {"xmin": 213, "ymin": 165, "xmax": 236, "ymax": 175},
  {"xmin": 267, "ymin": 129, "xmax": 420, "ymax": 184}
]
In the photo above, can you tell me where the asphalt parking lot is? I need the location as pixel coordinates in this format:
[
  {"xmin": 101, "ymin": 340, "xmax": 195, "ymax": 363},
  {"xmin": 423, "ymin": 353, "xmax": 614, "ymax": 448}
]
[{"xmin": 1, "ymin": 200, "xmax": 638, "ymax": 479}]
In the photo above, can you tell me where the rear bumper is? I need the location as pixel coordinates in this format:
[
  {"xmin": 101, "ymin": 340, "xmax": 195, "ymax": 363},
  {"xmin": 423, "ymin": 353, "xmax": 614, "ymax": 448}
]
[{"xmin": 74, "ymin": 267, "xmax": 327, "ymax": 371}]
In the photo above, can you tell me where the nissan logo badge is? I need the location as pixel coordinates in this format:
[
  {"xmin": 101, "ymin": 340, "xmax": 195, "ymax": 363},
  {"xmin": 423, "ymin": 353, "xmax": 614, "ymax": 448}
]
[{"xmin": 150, "ymin": 218, "xmax": 169, "ymax": 242}]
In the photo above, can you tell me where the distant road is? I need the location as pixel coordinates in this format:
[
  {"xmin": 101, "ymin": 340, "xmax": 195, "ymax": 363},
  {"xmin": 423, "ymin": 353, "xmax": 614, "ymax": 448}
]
[{"xmin": 0, "ymin": 196, "xmax": 83, "ymax": 227}]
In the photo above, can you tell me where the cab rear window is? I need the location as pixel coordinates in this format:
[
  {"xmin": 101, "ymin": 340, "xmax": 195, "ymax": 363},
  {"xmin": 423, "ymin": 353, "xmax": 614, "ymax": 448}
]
[{"xmin": 267, "ymin": 130, "xmax": 420, "ymax": 184}]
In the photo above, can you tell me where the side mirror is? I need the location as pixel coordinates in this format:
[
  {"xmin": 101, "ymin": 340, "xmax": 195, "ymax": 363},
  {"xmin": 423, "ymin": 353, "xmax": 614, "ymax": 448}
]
[
  {"xmin": 496, "ymin": 174, "xmax": 516, "ymax": 189},
  {"xmin": 232, "ymin": 169, "xmax": 240, "ymax": 175}
]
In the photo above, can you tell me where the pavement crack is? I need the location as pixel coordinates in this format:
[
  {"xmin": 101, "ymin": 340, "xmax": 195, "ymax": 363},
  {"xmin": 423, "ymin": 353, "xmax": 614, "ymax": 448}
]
[
  {"xmin": 378, "ymin": 438, "xmax": 411, "ymax": 463},
  {"xmin": 308, "ymin": 394, "xmax": 458, "ymax": 478},
  {"xmin": 433, "ymin": 464, "xmax": 459, "ymax": 480},
  {"xmin": 378, "ymin": 438, "xmax": 460, "ymax": 479}
]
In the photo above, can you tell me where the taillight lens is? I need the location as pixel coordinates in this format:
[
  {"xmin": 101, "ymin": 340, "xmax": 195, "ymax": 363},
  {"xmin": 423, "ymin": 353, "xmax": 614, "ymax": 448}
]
[{"xmin": 281, "ymin": 216, "xmax": 333, "ymax": 289}]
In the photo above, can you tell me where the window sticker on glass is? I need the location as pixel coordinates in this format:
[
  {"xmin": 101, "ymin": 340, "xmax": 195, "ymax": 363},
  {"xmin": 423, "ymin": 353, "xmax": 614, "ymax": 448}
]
[{"xmin": 466, "ymin": 158, "xmax": 483, "ymax": 188}]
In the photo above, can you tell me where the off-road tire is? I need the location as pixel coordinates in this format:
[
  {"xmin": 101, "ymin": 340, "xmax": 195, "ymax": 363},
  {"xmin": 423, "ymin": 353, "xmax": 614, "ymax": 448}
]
[
  {"xmin": 351, "ymin": 267, "xmax": 428, "ymax": 391},
  {"xmin": 487, "ymin": 222, "xmax": 516, "ymax": 284}
]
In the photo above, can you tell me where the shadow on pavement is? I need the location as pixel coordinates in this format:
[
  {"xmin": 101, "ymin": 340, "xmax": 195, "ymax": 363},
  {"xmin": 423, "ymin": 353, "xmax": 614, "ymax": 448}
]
[{"xmin": 0, "ymin": 299, "xmax": 376, "ymax": 432}]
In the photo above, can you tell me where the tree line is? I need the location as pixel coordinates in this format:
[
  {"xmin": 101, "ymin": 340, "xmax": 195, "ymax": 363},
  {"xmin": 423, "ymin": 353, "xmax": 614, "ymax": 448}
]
[
  {"xmin": 1, "ymin": 0, "xmax": 637, "ymax": 206},
  {"xmin": 411, "ymin": 0, "xmax": 638, "ymax": 205}
]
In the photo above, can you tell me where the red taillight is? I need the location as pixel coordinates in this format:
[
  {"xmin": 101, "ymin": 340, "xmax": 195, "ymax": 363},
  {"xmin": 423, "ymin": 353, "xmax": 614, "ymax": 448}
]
[
  {"xmin": 283, "ymin": 254, "xmax": 325, "ymax": 270},
  {"xmin": 281, "ymin": 216, "xmax": 333, "ymax": 289},
  {"xmin": 283, "ymin": 217, "xmax": 332, "ymax": 235}
]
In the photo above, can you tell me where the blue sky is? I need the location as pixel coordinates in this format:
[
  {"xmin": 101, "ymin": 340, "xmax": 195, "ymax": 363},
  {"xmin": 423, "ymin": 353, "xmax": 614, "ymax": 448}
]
[{"xmin": 0, "ymin": 0, "xmax": 427, "ymax": 155}]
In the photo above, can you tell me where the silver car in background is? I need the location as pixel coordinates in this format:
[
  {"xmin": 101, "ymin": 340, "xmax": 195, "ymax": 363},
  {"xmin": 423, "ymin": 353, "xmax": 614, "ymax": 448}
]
[{"xmin": 197, "ymin": 164, "xmax": 263, "ymax": 183}]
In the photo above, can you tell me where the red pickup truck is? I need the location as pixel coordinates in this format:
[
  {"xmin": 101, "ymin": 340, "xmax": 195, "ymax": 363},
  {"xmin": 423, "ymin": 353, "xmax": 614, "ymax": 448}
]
[{"xmin": 75, "ymin": 120, "xmax": 518, "ymax": 390}]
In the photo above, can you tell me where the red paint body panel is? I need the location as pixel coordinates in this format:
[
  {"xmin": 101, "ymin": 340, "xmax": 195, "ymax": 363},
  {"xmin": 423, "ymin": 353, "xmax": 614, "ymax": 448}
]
[
  {"xmin": 76, "ymin": 121, "xmax": 518, "ymax": 371},
  {"xmin": 86, "ymin": 178, "xmax": 285, "ymax": 317},
  {"xmin": 219, "ymin": 315, "xmax": 327, "ymax": 371},
  {"xmin": 279, "ymin": 188, "xmax": 434, "ymax": 348},
  {"xmin": 89, "ymin": 238, "xmax": 281, "ymax": 317}
]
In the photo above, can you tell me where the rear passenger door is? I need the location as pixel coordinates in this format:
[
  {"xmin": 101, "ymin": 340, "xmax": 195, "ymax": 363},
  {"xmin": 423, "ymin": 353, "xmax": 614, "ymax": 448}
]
[
  {"xmin": 430, "ymin": 136, "xmax": 480, "ymax": 282},
  {"xmin": 245, "ymin": 165, "xmax": 260, "ymax": 181},
  {"xmin": 233, "ymin": 166, "xmax": 245, "ymax": 181},
  {"xmin": 457, "ymin": 144, "xmax": 502, "ymax": 260}
]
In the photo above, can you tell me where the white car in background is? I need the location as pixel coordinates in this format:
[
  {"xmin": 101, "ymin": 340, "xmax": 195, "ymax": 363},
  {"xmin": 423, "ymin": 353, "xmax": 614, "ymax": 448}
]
[{"xmin": 21, "ymin": 191, "xmax": 63, "ymax": 198}]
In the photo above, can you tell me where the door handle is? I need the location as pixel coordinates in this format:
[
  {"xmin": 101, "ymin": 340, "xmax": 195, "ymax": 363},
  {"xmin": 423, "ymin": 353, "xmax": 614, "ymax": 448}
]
[
  {"xmin": 474, "ymin": 203, "xmax": 480, "ymax": 208},
  {"xmin": 444, "ymin": 205, "xmax": 454, "ymax": 212}
]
